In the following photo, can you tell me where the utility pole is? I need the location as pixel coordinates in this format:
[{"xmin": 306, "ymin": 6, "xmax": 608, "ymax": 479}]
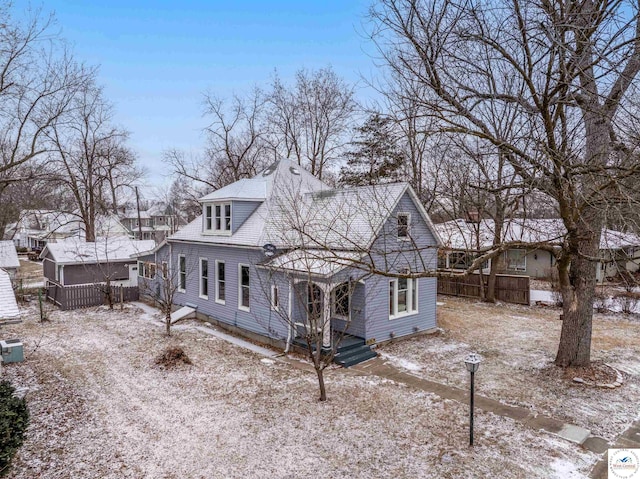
[{"xmin": 135, "ymin": 186, "xmax": 143, "ymax": 240}]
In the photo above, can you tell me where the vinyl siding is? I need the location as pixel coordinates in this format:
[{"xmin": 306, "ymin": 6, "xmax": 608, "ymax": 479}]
[
  {"xmin": 232, "ymin": 201, "xmax": 262, "ymax": 234},
  {"xmin": 364, "ymin": 276, "xmax": 437, "ymax": 342},
  {"xmin": 169, "ymin": 242, "xmax": 289, "ymax": 340}
]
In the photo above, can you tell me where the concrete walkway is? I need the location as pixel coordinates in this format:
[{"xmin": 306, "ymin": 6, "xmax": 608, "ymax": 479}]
[{"xmin": 346, "ymin": 357, "xmax": 610, "ymax": 455}]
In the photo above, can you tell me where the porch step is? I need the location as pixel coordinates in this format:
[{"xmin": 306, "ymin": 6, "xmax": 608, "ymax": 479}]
[{"xmin": 334, "ymin": 344, "xmax": 377, "ymax": 368}]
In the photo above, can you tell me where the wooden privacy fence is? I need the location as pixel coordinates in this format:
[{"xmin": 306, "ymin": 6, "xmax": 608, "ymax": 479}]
[
  {"xmin": 46, "ymin": 283, "xmax": 139, "ymax": 311},
  {"xmin": 437, "ymin": 273, "xmax": 530, "ymax": 305}
]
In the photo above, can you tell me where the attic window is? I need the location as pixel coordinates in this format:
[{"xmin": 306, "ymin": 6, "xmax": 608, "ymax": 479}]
[{"xmin": 397, "ymin": 213, "xmax": 410, "ymax": 239}]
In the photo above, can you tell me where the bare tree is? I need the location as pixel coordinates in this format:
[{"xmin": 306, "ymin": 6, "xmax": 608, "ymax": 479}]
[
  {"xmin": 48, "ymin": 82, "xmax": 136, "ymax": 242},
  {"xmin": 0, "ymin": 4, "xmax": 91, "ymax": 192},
  {"xmin": 369, "ymin": 0, "xmax": 640, "ymax": 367},
  {"xmin": 267, "ymin": 67, "xmax": 358, "ymax": 179},
  {"xmin": 138, "ymin": 247, "xmax": 197, "ymax": 336}
]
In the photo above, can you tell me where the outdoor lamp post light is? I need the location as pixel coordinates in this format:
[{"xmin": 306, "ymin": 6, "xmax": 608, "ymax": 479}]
[{"xmin": 464, "ymin": 353, "xmax": 481, "ymax": 446}]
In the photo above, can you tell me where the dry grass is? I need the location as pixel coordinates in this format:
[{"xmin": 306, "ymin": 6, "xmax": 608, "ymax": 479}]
[
  {"xmin": 1, "ymin": 302, "xmax": 596, "ymax": 479},
  {"xmin": 379, "ymin": 295, "xmax": 640, "ymax": 440}
]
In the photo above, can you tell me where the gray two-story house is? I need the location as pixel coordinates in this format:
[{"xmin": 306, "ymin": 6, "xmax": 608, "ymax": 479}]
[{"xmin": 138, "ymin": 159, "xmax": 441, "ymax": 361}]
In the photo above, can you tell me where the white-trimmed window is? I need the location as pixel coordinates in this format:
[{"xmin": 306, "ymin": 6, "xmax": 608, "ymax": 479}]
[
  {"xmin": 270, "ymin": 284, "xmax": 279, "ymax": 311},
  {"xmin": 389, "ymin": 277, "xmax": 418, "ymax": 319},
  {"xmin": 331, "ymin": 282, "xmax": 350, "ymax": 319},
  {"xmin": 215, "ymin": 203, "xmax": 232, "ymax": 232},
  {"xmin": 397, "ymin": 213, "xmax": 410, "ymax": 239},
  {"xmin": 238, "ymin": 264, "xmax": 250, "ymax": 311},
  {"xmin": 215, "ymin": 260, "xmax": 225, "ymax": 304},
  {"xmin": 505, "ymin": 249, "xmax": 527, "ymax": 271},
  {"xmin": 138, "ymin": 261, "xmax": 156, "ymax": 279},
  {"xmin": 178, "ymin": 255, "xmax": 186, "ymax": 292},
  {"xmin": 161, "ymin": 261, "xmax": 168, "ymax": 280},
  {"xmin": 307, "ymin": 283, "xmax": 322, "ymax": 320},
  {"xmin": 205, "ymin": 205, "xmax": 212, "ymax": 230},
  {"xmin": 199, "ymin": 258, "xmax": 208, "ymax": 299}
]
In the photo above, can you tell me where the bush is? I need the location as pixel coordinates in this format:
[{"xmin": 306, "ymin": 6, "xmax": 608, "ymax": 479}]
[{"xmin": 0, "ymin": 381, "xmax": 29, "ymax": 477}]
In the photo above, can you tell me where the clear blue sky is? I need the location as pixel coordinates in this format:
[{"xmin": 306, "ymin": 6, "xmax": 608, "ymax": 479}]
[{"xmin": 35, "ymin": 0, "xmax": 378, "ymax": 187}]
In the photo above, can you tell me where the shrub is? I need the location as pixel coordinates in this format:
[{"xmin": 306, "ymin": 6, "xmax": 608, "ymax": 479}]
[
  {"xmin": 0, "ymin": 381, "xmax": 29, "ymax": 477},
  {"xmin": 593, "ymin": 286, "xmax": 609, "ymax": 313}
]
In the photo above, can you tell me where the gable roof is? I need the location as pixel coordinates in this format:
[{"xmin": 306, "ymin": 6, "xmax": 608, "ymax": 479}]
[
  {"xmin": 435, "ymin": 218, "xmax": 640, "ymax": 251},
  {"xmin": 0, "ymin": 269, "xmax": 19, "ymax": 319},
  {"xmin": 170, "ymin": 159, "xmax": 441, "ymax": 251},
  {"xmin": 42, "ymin": 238, "xmax": 156, "ymax": 265},
  {"xmin": 0, "ymin": 241, "xmax": 20, "ymax": 270}
]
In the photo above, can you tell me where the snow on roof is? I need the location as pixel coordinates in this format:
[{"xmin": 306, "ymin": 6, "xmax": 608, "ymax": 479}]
[
  {"xmin": 262, "ymin": 249, "xmax": 364, "ymax": 277},
  {"xmin": 0, "ymin": 241, "xmax": 20, "ymax": 269},
  {"xmin": 263, "ymin": 182, "xmax": 410, "ymax": 249},
  {"xmin": 43, "ymin": 238, "xmax": 156, "ymax": 265},
  {"xmin": 0, "ymin": 269, "xmax": 19, "ymax": 319},
  {"xmin": 435, "ymin": 218, "xmax": 640, "ymax": 251},
  {"xmin": 198, "ymin": 159, "xmax": 327, "ymax": 202}
]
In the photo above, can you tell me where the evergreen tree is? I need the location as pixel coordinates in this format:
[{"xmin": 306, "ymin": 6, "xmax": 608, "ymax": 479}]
[{"xmin": 339, "ymin": 114, "xmax": 404, "ymax": 186}]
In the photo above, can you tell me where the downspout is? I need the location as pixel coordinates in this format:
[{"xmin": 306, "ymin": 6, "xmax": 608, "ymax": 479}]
[{"xmin": 284, "ymin": 279, "xmax": 293, "ymax": 353}]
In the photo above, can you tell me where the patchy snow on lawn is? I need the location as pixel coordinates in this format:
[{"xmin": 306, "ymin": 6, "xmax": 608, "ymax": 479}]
[
  {"xmin": 0, "ymin": 302, "xmax": 599, "ymax": 478},
  {"xmin": 379, "ymin": 296, "xmax": 640, "ymax": 440}
]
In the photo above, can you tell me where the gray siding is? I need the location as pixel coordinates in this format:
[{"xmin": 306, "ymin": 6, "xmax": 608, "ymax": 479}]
[
  {"xmin": 232, "ymin": 201, "xmax": 262, "ymax": 234},
  {"xmin": 43, "ymin": 250, "xmax": 131, "ymax": 285},
  {"xmin": 364, "ymin": 275, "xmax": 437, "ymax": 342},
  {"xmin": 370, "ymin": 192, "xmax": 439, "ymax": 274},
  {"xmin": 169, "ymin": 242, "xmax": 290, "ymax": 340}
]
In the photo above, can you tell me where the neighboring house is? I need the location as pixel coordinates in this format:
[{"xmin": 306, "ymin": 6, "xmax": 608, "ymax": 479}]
[
  {"xmin": 137, "ymin": 159, "xmax": 442, "ymax": 352},
  {"xmin": 118, "ymin": 203, "xmax": 182, "ymax": 242},
  {"xmin": 435, "ymin": 218, "xmax": 640, "ymax": 282},
  {"xmin": 0, "ymin": 269, "xmax": 19, "ymax": 320},
  {"xmin": 6, "ymin": 210, "xmax": 130, "ymax": 250},
  {"xmin": 41, "ymin": 238, "xmax": 156, "ymax": 287},
  {"xmin": 0, "ymin": 241, "xmax": 20, "ymax": 280}
]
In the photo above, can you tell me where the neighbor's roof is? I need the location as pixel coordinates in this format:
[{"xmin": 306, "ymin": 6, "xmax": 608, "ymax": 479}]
[
  {"xmin": 42, "ymin": 238, "xmax": 156, "ymax": 265},
  {"xmin": 261, "ymin": 249, "xmax": 364, "ymax": 277},
  {"xmin": 0, "ymin": 241, "xmax": 20, "ymax": 270},
  {"xmin": 0, "ymin": 269, "xmax": 19, "ymax": 319},
  {"xmin": 435, "ymin": 218, "xmax": 640, "ymax": 251}
]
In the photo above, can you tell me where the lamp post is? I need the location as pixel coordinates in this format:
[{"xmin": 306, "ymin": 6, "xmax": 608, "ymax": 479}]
[{"xmin": 464, "ymin": 353, "xmax": 481, "ymax": 446}]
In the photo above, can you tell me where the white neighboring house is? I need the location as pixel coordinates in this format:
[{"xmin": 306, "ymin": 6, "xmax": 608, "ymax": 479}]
[
  {"xmin": 6, "ymin": 210, "xmax": 130, "ymax": 250},
  {"xmin": 436, "ymin": 218, "xmax": 640, "ymax": 282},
  {"xmin": 0, "ymin": 269, "xmax": 19, "ymax": 320},
  {"xmin": 0, "ymin": 241, "xmax": 20, "ymax": 280},
  {"xmin": 40, "ymin": 238, "xmax": 156, "ymax": 288}
]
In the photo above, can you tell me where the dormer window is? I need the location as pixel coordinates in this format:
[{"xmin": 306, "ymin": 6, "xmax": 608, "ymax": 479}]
[{"xmin": 204, "ymin": 202, "xmax": 232, "ymax": 233}]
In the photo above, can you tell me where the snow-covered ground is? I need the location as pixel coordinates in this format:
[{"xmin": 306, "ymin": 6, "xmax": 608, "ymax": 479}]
[
  {"xmin": 2, "ymin": 302, "xmax": 598, "ymax": 478},
  {"xmin": 379, "ymin": 296, "xmax": 640, "ymax": 441}
]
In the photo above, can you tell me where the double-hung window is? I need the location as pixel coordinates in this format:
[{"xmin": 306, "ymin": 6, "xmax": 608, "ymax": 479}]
[
  {"xmin": 505, "ymin": 249, "xmax": 526, "ymax": 271},
  {"xmin": 178, "ymin": 255, "xmax": 186, "ymax": 292},
  {"xmin": 238, "ymin": 264, "xmax": 250, "ymax": 311},
  {"xmin": 389, "ymin": 277, "xmax": 418, "ymax": 319},
  {"xmin": 215, "ymin": 260, "xmax": 226, "ymax": 304},
  {"xmin": 199, "ymin": 258, "xmax": 208, "ymax": 299},
  {"xmin": 214, "ymin": 203, "xmax": 231, "ymax": 233},
  {"xmin": 205, "ymin": 205, "xmax": 212, "ymax": 230}
]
